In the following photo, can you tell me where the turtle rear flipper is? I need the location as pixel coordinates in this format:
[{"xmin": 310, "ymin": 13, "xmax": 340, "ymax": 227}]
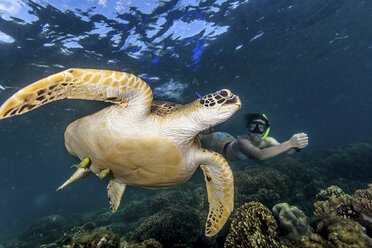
[
  {"xmin": 107, "ymin": 180, "xmax": 126, "ymax": 212},
  {"xmin": 0, "ymin": 69, "xmax": 153, "ymax": 119},
  {"xmin": 199, "ymin": 150, "xmax": 234, "ymax": 236},
  {"xmin": 57, "ymin": 167, "xmax": 91, "ymax": 191}
]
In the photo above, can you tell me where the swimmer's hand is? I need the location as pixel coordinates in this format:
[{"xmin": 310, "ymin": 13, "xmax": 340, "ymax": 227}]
[{"xmin": 289, "ymin": 133, "xmax": 308, "ymax": 149}]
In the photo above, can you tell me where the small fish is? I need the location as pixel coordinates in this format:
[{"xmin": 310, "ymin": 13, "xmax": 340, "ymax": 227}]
[
  {"xmin": 0, "ymin": 84, "xmax": 17, "ymax": 91},
  {"xmin": 192, "ymin": 78, "xmax": 200, "ymax": 86}
]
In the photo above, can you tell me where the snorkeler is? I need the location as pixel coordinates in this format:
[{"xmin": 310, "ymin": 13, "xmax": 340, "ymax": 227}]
[{"xmin": 199, "ymin": 113, "xmax": 308, "ymax": 161}]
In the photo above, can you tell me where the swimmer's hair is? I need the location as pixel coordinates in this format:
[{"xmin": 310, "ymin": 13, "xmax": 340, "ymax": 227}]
[{"xmin": 244, "ymin": 113, "xmax": 270, "ymax": 128}]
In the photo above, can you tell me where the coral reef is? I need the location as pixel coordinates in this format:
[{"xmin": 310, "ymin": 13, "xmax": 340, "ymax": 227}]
[
  {"xmin": 75, "ymin": 229, "xmax": 120, "ymax": 248},
  {"xmin": 125, "ymin": 205, "xmax": 202, "ymax": 246},
  {"xmin": 316, "ymin": 185, "xmax": 345, "ymax": 201},
  {"xmin": 124, "ymin": 239, "xmax": 162, "ymax": 248},
  {"xmin": 326, "ymin": 217, "xmax": 366, "ymax": 248},
  {"xmin": 272, "ymin": 203, "xmax": 312, "ymax": 241},
  {"xmin": 302, "ymin": 233, "xmax": 329, "ymax": 248},
  {"xmin": 234, "ymin": 167, "xmax": 289, "ymax": 209},
  {"xmin": 320, "ymin": 142, "xmax": 372, "ymax": 181},
  {"xmin": 3, "ymin": 214, "xmax": 66, "ymax": 248},
  {"xmin": 224, "ymin": 201, "xmax": 286, "ymax": 248},
  {"xmin": 302, "ymin": 217, "xmax": 367, "ymax": 248},
  {"xmin": 302, "ymin": 184, "xmax": 372, "ymax": 248},
  {"xmin": 352, "ymin": 183, "xmax": 372, "ymax": 241},
  {"xmin": 313, "ymin": 186, "xmax": 357, "ymax": 229},
  {"xmin": 353, "ymin": 184, "xmax": 372, "ymax": 221},
  {"xmin": 3, "ymin": 141, "xmax": 372, "ymax": 248},
  {"xmin": 39, "ymin": 222, "xmax": 121, "ymax": 247},
  {"xmin": 60, "ymin": 222, "xmax": 97, "ymax": 245}
]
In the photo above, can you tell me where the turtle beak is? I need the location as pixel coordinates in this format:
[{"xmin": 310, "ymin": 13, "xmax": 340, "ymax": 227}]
[{"xmin": 224, "ymin": 95, "xmax": 241, "ymax": 109}]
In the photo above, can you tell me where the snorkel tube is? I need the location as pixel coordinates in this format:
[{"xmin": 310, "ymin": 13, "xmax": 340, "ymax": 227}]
[{"xmin": 261, "ymin": 114, "xmax": 270, "ymax": 140}]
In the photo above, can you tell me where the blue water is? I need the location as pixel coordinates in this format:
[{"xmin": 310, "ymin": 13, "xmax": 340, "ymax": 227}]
[{"xmin": 0, "ymin": 0, "xmax": 371, "ymax": 243}]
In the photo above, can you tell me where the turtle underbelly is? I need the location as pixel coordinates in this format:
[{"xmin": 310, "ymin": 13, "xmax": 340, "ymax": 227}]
[{"xmin": 65, "ymin": 120, "xmax": 189, "ymax": 188}]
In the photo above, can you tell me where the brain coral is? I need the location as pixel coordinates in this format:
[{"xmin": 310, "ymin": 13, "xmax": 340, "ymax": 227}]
[
  {"xmin": 224, "ymin": 201, "xmax": 286, "ymax": 248},
  {"xmin": 272, "ymin": 203, "xmax": 312, "ymax": 241}
]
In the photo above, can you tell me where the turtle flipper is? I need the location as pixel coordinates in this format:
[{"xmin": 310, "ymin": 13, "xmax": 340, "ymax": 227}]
[
  {"xmin": 199, "ymin": 150, "xmax": 234, "ymax": 237},
  {"xmin": 57, "ymin": 167, "xmax": 91, "ymax": 191},
  {"xmin": 107, "ymin": 180, "xmax": 126, "ymax": 212},
  {"xmin": 0, "ymin": 69, "xmax": 153, "ymax": 119},
  {"xmin": 57, "ymin": 157, "xmax": 92, "ymax": 191}
]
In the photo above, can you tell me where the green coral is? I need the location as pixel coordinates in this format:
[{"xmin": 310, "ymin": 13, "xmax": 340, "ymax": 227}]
[
  {"xmin": 272, "ymin": 203, "xmax": 312, "ymax": 241},
  {"xmin": 224, "ymin": 202, "xmax": 287, "ymax": 248}
]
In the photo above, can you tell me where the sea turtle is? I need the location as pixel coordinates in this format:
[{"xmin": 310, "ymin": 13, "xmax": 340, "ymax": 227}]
[{"xmin": 0, "ymin": 69, "xmax": 241, "ymax": 236}]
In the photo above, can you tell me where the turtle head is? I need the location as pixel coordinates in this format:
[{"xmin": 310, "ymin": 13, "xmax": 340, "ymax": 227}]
[{"xmin": 195, "ymin": 89, "xmax": 241, "ymax": 128}]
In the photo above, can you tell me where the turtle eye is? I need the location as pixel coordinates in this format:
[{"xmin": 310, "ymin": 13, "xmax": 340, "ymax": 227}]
[{"xmin": 219, "ymin": 90, "xmax": 228, "ymax": 97}]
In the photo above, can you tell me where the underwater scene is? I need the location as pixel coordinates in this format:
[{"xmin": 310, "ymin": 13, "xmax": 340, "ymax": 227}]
[{"xmin": 0, "ymin": 0, "xmax": 371, "ymax": 247}]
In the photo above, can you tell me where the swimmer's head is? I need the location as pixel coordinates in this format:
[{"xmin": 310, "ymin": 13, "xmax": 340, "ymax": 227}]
[{"xmin": 245, "ymin": 113, "xmax": 270, "ymax": 140}]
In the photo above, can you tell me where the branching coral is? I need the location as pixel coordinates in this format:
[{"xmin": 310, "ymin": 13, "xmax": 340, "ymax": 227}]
[
  {"xmin": 272, "ymin": 203, "xmax": 312, "ymax": 241},
  {"xmin": 314, "ymin": 185, "xmax": 357, "ymax": 228},
  {"xmin": 316, "ymin": 185, "xmax": 345, "ymax": 201},
  {"xmin": 353, "ymin": 184, "xmax": 372, "ymax": 221},
  {"xmin": 224, "ymin": 202, "xmax": 287, "ymax": 248},
  {"xmin": 302, "ymin": 184, "xmax": 372, "ymax": 248},
  {"xmin": 352, "ymin": 183, "xmax": 372, "ymax": 241}
]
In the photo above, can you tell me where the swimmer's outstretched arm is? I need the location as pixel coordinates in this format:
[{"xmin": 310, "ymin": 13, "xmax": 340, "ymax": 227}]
[
  {"xmin": 266, "ymin": 137, "xmax": 296, "ymax": 155},
  {"xmin": 237, "ymin": 133, "xmax": 308, "ymax": 161}
]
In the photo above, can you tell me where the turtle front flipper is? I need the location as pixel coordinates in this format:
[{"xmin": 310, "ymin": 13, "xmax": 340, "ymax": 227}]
[
  {"xmin": 0, "ymin": 69, "xmax": 153, "ymax": 119},
  {"xmin": 199, "ymin": 150, "xmax": 234, "ymax": 237}
]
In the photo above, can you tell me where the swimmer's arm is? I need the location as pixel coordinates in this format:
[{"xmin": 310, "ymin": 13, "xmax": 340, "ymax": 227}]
[
  {"xmin": 265, "ymin": 137, "xmax": 296, "ymax": 155},
  {"xmin": 237, "ymin": 138, "xmax": 293, "ymax": 161}
]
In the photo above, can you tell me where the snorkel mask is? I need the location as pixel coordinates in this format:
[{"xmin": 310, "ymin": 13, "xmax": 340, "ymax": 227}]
[{"xmin": 245, "ymin": 113, "xmax": 270, "ymax": 140}]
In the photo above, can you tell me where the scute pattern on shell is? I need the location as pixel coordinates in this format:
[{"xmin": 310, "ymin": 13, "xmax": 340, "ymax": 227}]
[{"xmin": 150, "ymin": 100, "xmax": 183, "ymax": 116}]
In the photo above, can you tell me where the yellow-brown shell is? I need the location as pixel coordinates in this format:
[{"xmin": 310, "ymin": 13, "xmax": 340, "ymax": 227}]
[{"xmin": 64, "ymin": 108, "xmax": 193, "ymax": 188}]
